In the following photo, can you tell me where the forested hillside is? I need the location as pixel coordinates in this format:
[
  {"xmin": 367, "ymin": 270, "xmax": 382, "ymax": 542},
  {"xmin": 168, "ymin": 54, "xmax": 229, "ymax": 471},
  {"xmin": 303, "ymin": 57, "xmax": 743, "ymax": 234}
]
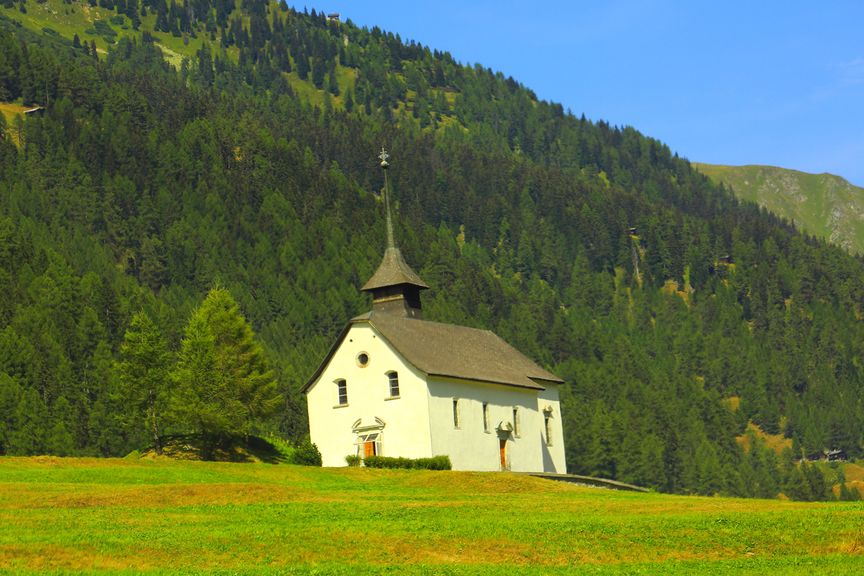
[{"xmin": 0, "ymin": 1, "xmax": 862, "ymax": 499}]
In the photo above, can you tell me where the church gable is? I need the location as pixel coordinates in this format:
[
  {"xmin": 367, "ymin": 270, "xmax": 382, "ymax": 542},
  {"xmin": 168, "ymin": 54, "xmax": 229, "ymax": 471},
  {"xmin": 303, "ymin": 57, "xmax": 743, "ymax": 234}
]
[{"xmin": 305, "ymin": 322, "xmax": 434, "ymax": 467}]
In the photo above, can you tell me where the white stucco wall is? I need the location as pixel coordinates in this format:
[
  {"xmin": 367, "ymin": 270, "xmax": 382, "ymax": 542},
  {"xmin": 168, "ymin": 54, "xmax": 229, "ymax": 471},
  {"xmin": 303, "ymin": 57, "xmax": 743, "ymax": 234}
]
[
  {"xmin": 426, "ymin": 377, "xmax": 565, "ymax": 473},
  {"xmin": 306, "ymin": 323, "xmax": 433, "ymax": 467}
]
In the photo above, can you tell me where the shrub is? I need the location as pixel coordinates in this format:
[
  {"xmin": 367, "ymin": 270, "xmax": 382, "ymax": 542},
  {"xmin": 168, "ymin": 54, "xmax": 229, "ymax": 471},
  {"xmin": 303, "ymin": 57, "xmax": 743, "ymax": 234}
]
[
  {"xmin": 363, "ymin": 455, "xmax": 412, "ymax": 469},
  {"xmin": 291, "ymin": 438, "xmax": 322, "ymax": 466},
  {"xmin": 345, "ymin": 454, "xmax": 361, "ymax": 467},
  {"xmin": 415, "ymin": 455, "xmax": 452, "ymax": 470},
  {"xmin": 264, "ymin": 434, "xmax": 295, "ymax": 462},
  {"xmin": 363, "ymin": 455, "xmax": 451, "ymax": 470}
]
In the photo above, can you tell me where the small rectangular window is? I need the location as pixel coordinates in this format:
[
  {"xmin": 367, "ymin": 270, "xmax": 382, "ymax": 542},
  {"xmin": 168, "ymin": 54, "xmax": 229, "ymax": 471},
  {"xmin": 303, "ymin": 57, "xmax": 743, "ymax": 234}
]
[
  {"xmin": 387, "ymin": 371, "xmax": 400, "ymax": 397},
  {"xmin": 482, "ymin": 402, "xmax": 490, "ymax": 432},
  {"xmin": 545, "ymin": 414, "xmax": 553, "ymax": 446},
  {"xmin": 512, "ymin": 407, "xmax": 520, "ymax": 437},
  {"xmin": 453, "ymin": 398, "xmax": 460, "ymax": 429},
  {"xmin": 336, "ymin": 379, "xmax": 347, "ymax": 405}
]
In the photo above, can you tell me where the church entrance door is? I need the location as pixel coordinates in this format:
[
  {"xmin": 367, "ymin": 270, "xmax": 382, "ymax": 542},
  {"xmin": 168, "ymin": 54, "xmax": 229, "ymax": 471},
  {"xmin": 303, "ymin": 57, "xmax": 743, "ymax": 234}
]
[
  {"xmin": 363, "ymin": 440, "xmax": 377, "ymax": 457},
  {"xmin": 499, "ymin": 438, "xmax": 507, "ymax": 470}
]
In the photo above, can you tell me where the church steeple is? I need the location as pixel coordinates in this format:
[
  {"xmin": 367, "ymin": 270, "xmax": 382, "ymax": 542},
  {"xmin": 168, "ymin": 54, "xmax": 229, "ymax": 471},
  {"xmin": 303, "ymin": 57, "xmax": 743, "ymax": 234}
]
[{"xmin": 361, "ymin": 148, "xmax": 428, "ymax": 318}]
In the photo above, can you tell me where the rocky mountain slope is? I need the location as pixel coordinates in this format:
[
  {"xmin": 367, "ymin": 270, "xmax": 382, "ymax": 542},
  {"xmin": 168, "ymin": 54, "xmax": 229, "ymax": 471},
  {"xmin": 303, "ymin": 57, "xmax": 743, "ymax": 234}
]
[{"xmin": 694, "ymin": 163, "xmax": 864, "ymax": 254}]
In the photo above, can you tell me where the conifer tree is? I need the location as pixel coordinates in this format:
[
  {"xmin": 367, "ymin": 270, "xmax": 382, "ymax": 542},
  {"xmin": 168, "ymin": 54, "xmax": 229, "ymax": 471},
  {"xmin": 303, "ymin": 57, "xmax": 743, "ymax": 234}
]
[
  {"xmin": 118, "ymin": 311, "xmax": 172, "ymax": 453},
  {"xmin": 327, "ymin": 69, "xmax": 339, "ymax": 96},
  {"xmin": 46, "ymin": 396, "xmax": 75, "ymax": 456},
  {"xmin": 9, "ymin": 388, "xmax": 48, "ymax": 455},
  {"xmin": 311, "ymin": 56, "xmax": 326, "ymax": 88},
  {"xmin": 171, "ymin": 288, "xmax": 282, "ymax": 456},
  {"xmin": 0, "ymin": 373, "xmax": 20, "ymax": 454}
]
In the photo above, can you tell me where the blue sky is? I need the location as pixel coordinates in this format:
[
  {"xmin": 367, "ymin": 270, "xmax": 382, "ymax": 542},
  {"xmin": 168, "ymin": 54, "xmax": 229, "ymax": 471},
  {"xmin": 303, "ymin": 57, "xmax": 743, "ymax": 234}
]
[{"xmin": 293, "ymin": 1, "xmax": 864, "ymax": 186}]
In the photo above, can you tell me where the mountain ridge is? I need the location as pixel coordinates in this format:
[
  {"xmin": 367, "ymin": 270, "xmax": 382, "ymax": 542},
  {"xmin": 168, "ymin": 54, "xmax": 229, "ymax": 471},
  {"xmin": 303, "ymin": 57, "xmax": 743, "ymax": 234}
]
[{"xmin": 694, "ymin": 162, "xmax": 864, "ymax": 254}]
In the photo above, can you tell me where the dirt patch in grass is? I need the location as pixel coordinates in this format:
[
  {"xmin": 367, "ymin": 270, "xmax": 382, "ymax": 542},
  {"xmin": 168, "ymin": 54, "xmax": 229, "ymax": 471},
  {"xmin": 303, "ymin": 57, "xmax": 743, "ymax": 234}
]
[
  {"xmin": 4, "ymin": 455, "xmax": 139, "ymax": 468},
  {"xmin": 2, "ymin": 482, "xmax": 336, "ymax": 510},
  {"xmin": 828, "ymin": 531, "xmax": 864, "ymax": 555},
  {"xmin": 0, "ymin": 543, "xmax": 163, "ymax": 571},
  {"xmin": 401, "ymin": 471, "xmax": 579, "ymax": 495},
  {"xmin": 0, "ymin": 542, "xmax": 244, "ymax": 572}
]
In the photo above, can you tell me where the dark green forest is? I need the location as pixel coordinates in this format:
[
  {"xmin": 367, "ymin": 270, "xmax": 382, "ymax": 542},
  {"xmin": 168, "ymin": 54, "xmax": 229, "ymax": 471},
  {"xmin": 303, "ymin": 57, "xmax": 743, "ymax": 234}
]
[{"xmin": 0, "ymin": 2, "xmax": 862, "ymax": 500}]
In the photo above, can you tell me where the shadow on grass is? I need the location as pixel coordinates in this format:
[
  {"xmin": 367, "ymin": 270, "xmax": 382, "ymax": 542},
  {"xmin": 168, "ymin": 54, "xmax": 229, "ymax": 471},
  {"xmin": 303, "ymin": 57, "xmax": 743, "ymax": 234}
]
[{"xmin": 138, "ymin": 434, "xmax": 288, "ymax": 464}]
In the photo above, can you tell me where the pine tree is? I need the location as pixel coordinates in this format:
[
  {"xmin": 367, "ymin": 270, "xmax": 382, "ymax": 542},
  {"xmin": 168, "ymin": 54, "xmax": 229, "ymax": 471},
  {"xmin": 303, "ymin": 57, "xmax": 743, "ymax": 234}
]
[
  {"xmin": 8, "ymin": 388, "xmax": 48, "ymax": 455},
  {"xmin": 46, "ymin": 396, "xmax": 75, "ymax": 456},
  {"xmin": 0, "ymin": 372, "xmax": 21, "ymax": 454},
  {"xmin": 327, "ymin": 69, "xmax": 339, "ymax": 96},
  {"xmin": 839, "ymin": 482, "xmax": 861, "ymax": 501},
  {"xmin": 311, "ymin": 56, "xmax": 326, "ymax": 88},
  {"xmin": 171, "ymin": 288, "xmax": 282, "ymax": 456},
  {"xmin": 87, "ymin": 341, "xmax": 129, "ymax": 456},
  {"xmin": 295, "ymin": 50, "xmax": 309, "ymax": 80},
  {"xmin": 783, "ymin": 463, "xmax": 811, "ymax": 501},
  {"xmin": 118, "ymin": 311, "xmax": 172, "ymax": 453}
]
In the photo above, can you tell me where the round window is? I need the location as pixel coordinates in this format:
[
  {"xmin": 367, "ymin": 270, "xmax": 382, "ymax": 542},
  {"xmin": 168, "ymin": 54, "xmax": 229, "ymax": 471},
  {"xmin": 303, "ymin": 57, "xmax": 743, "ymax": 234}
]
[{"xmin": 356, "ymin": 352, "xmax": 369, "ymax": 367}]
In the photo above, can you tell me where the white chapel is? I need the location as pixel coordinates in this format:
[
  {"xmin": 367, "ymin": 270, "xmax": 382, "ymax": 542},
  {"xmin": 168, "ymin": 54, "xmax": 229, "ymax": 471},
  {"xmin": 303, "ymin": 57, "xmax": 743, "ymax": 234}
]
[{"xmin": 303, "ymin": 151, "xmax": 566, "ymax": 473}]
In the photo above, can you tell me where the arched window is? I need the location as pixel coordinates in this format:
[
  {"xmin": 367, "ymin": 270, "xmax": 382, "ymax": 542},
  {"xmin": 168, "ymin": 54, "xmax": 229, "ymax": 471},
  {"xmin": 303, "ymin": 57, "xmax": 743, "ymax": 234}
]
[
  {"xmin": 387, "ymin": 371, "xmax": 399, "ymax": 397},
  {"xmin": 336, "ymin": 379, "xmax": 347, "ymax": 406}
]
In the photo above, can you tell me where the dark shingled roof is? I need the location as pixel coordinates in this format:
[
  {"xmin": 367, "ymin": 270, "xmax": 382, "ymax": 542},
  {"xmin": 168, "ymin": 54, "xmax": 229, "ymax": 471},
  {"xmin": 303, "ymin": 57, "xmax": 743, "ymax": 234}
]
[
  {"xmin": 361, "ymin": 246, "xmax": 429, "ymax": 291},
  {"xmin": 303, "ymin": 312, "xmax": 563, "ymax": 392}
]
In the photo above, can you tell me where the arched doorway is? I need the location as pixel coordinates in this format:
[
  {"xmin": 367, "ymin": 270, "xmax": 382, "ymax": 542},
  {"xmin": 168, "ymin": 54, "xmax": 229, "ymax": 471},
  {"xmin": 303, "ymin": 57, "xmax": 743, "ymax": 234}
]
[
  {"xmin": 496, "ymin": 422, "xmax": 513, "ymax": 471},
  {"xmin": 352, "ymin": 417, "xmax": 386, "ymax": 458}
]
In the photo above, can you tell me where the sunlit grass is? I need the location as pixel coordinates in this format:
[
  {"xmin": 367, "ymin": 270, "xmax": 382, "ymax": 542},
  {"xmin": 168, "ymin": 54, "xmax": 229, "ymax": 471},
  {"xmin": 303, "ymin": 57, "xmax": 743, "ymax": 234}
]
[
  {"xmin": 0, "ymin": 101, "xmax": 28, "ymax": 146},
  {"xmin": 1, "ymin": 456, "xmax": 862, "ymax": 574}
]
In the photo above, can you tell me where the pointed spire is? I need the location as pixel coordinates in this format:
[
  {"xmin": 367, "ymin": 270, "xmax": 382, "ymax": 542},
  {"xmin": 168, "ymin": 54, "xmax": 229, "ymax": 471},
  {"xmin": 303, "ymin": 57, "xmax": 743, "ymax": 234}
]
[
  {"xmin": 362, "ymin": 148, "xmax": 428, "ymax": 318},
  {"xmin": 379, "ymin": 147, "xmax": 395, "ymax": 251}
]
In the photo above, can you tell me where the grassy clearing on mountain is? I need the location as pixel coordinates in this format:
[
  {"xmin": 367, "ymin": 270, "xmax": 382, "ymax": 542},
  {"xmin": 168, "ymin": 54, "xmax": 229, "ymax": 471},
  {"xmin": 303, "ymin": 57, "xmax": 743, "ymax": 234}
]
[
  {"xmin": 0, "ymin": 0, "xmax": 209, "ymax": 58},
  {"xmin": 0, "ymin": 102, "xmax": 26, "ymax": 121},
  {"xmin": 1, "ymin": 0, "xmax": 132, "ymax": 49},
  {"xmin": 0, "ymin": 102, "xmax": 27, "ymax": 146},
  {"xmin": 0, "ymin": 457, "xmax": 862, "ymax": 574},
  {"xmin": 736, "ymin": 422, "xmax": 793, "ymax": 453},
  {"xmin": 695, "ymin": 162, "xmax": 864, "ymax": 254},
  {"xmin": 283, "ymin": 65, "xmax": 358, "ymax": 110}
]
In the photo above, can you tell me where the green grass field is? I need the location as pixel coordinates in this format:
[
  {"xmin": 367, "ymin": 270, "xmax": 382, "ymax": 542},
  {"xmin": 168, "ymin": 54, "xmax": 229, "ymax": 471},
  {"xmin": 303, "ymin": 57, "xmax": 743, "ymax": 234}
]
[{"xmin": 1, "ymin": 457, "xmax": 862, "ymax": 574}]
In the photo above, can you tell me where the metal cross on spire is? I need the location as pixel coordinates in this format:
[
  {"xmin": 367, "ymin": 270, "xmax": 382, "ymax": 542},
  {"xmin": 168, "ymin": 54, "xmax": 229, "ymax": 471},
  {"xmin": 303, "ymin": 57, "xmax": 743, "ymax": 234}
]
[{"xmin": 379, "ymin": 147, "xmax": 395, "ymax": 249}]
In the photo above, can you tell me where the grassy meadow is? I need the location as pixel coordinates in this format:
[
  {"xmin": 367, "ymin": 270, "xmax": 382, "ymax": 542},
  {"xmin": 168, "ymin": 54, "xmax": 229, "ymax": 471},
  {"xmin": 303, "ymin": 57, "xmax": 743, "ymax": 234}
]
[{"xmin": 0, "ymin": 457, "xmax": 863, "ymax": 574}]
